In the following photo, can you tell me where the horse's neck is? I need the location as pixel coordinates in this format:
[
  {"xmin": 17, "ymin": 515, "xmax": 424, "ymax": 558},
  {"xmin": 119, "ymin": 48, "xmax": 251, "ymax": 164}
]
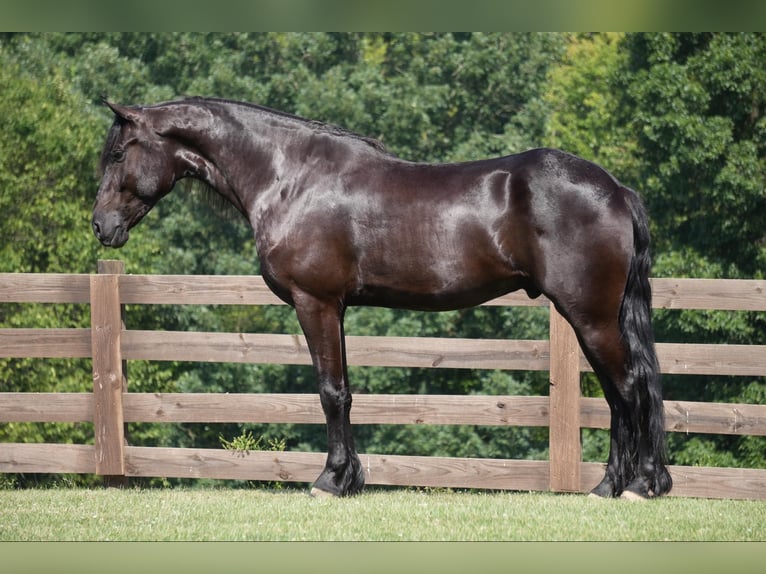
[
  {"xmin": 170, "ymin": 102, "xmax": 279, "ymax": 217},
  {"xmin": 168, "ymin": 101, "xmax": 372, "ymax": 225}
]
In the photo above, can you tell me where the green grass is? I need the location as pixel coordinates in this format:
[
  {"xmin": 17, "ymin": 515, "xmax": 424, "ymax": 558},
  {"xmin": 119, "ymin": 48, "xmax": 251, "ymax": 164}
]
[{"xmin": 1, "ymin": 487, "xmax": 764, "ymax": 541}]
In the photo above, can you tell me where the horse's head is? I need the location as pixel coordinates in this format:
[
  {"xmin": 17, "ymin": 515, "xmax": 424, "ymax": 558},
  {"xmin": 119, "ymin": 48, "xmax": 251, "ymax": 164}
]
[{"xmin": 92, "ymin": 102, "xmax": 179, "ymax": 247}]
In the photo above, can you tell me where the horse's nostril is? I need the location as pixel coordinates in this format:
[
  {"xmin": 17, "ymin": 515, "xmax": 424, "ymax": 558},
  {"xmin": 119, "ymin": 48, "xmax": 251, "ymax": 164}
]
[{"xmin": 92, "ymin": 220, "xmax": 102, "ymax": 237}]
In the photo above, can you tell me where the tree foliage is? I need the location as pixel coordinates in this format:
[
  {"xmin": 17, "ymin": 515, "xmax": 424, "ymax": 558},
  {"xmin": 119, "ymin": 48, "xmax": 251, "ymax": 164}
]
[
  {"xmin": 622, "ymin": 33, "xmax": 766, "ymax": 277},
  {"xmin": 0, "ymin": 33, "xmax": 763, "ymax": 485}
]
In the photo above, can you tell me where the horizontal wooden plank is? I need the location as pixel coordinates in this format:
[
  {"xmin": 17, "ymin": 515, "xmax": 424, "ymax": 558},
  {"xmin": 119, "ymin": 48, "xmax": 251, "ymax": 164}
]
[
  {"xmin": 124, "ymin": 446, "xmax": 324, "ymax": 482},
  {"xmin": 117, "ymin": 276, "xmax": 766, "ymax": 311},
  {"xmin": 1, "ymin": 328, "xmax": 762, "ymax": 377},
  {"xmin": 121, "ymin": 330, "xmax": 552, "ymax": 371},
  {"xmin": 123, "ymin": 446, "xmax": 550, "ymax": 491},
  {"xmin": 124, "ymin": 392, "xmax": 324, "ymax": 424},
  {"xmin": 0, "ymin": 393, "xmax": 93, "ymax": 423},
  {"xmin": 122, "ymin": 393, "xmax": 550, "ymax": 427},
  {"xmin": 663, "ymin": 464, "xmax": 766, "ymax": 500},
  {"xmin": 0, "ymin": 443, "xmax": 96, "ymax": 474},
  {"xmin": 0, "ymin": 328, "xmax": 92, "ymax": 358},
  {"xmin": 345, "ymin": 336, "xmax": 550, "ymax": 370},
  {"xmin": 118, "ymin": 274, "xmax": 284, "ymax": 306},
  {"xmin": 4, "ymin": 391, "xmax": 762, "ymax": 437},
  {"xmin": 362, "ymin": 453, "xmax": 549, "ymax": 490},
  {"xmin": 121, "ymin": 331, "xmax": 310, "ymax": 364},
  {"xmin": 2, "ymin": 442, "xmax": 762, "ymax": 499},
  {"xmin": 0, "ymin": 273, "xmax": 91, "ymax": 304},
  {"xmin": 577, "ymin": 342, "xmax": 766, "ymax": 376},
  {"xmin": 580, "ymin": 397, "xmax": 766, "ymax": 436},
  {"xmin": 651, "ymin": 278, "xmax": 766, "ymax": 311},
  {"xmin": 126, "ymin": 447, "xmax": 766, "ymax": 498},
  {"xmin": 656, "ymin": 343, "xmax": 766, "ymax": 376},
  {"xmin": 124, "ymin": 330, "xmax": 765, "ymax": 376},
  {"xmin": 1, "ymin": 273, "xmax": 763, "ymax": 312},
  {"xmin": 350, "ymin": 394, "xmax": 549, "ymax": 426},
  {"xmin": 662, "ymin": 399, "xmax": 766, "ymax": 436},
  {"xmin": 580, "ymin": 462, "xmax": 766, "ymax": 500}
]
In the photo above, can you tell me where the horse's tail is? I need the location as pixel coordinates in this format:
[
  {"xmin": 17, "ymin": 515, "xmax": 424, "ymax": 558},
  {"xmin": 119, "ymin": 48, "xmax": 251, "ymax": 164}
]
[{"xmin": 620, "ymin": 187, "xmax": 673, "ymax": 496}]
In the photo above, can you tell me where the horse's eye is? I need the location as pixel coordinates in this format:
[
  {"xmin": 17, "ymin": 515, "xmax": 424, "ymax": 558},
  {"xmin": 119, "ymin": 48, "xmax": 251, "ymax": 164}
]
[{"xmin": 111, "ymin": 149, "xmax": 126, "ymax": 163}]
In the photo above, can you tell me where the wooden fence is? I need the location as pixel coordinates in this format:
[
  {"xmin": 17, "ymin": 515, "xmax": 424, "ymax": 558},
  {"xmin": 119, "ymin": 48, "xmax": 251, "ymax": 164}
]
[{"xmin": 1, "ymin": 260, "xmax": 765, "ymax": 499}]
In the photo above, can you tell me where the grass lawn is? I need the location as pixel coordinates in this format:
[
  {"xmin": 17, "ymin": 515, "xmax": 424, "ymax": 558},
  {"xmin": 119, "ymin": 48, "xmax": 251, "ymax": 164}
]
[{"xmin": 1, "ymin": 487, "xmax": 764, "ymax": 541}]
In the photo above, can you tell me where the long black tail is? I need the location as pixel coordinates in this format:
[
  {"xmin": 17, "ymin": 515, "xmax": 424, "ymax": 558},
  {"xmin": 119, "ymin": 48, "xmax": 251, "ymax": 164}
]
[{"xmin": 620, "ymin": 187, "xmax": 673, "ymax": 496}]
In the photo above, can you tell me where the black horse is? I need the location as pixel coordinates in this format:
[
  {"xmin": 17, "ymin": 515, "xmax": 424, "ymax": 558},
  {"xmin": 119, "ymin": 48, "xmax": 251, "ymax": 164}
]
[{"xmin": 92, "ymin": 97, "xmax": 672, "ymax": 499}]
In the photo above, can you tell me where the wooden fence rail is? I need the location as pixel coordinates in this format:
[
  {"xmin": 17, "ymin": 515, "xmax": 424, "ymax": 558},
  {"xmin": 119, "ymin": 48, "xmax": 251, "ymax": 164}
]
[{"xmin": 1, "ymin": 261, "xmax": 765, "ymax": 499}]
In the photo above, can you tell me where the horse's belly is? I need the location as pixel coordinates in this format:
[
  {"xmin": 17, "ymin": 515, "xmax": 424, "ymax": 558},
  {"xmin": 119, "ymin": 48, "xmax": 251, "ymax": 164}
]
[{"xmin": 349, "ymin": 268, "xmax": 529, "ymax": 311}]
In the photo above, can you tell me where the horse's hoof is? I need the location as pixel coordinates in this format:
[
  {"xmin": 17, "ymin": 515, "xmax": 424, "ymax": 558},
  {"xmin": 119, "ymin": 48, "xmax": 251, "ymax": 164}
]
[
  {"xmin": 620, "ymin": 490, "xmax": 648, "ymax": 502},
  {"xmin": 587, "ymin": 492, "xmax": 608, "ymax": 500},
  {"xmin": 309, "ymin": 487, "xmax": 337, "ymax": 499}
]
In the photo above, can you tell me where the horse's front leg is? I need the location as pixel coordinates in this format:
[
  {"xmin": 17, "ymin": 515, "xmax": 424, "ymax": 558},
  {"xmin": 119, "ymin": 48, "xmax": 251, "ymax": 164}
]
[{"xmin": 293, "ymin": 292, "xmax": 364, "ymax": 497}]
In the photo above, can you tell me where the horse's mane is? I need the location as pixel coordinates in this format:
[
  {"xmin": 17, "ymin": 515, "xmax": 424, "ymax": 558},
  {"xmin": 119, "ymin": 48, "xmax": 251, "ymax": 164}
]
[{"xmin": 181, "ymin": 96, "xmax": 390, "ymax": 155}]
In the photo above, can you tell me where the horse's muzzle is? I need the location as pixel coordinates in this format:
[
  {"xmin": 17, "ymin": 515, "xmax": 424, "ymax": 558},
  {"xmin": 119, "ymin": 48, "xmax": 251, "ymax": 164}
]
[{"xmin": 92, "ymin": 215, "xmax": 128, "ymax": 248}]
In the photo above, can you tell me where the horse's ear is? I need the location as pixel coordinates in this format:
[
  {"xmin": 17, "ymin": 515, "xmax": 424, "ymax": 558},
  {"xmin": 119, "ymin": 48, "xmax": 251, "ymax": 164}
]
[{"xmin": 104, "ymin": 101, "xmax": 142, "ymax": 124}]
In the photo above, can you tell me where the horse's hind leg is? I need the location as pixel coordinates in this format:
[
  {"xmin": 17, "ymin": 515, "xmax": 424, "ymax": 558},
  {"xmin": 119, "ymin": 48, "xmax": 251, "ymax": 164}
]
[
  {"xmin": 292, "ymin": 292, "xmax": 364, "ymax": 497},
  {"xmin": 570, "ymin": 316, "xmax": 662, "ymax": 499},
  {"xmin": 568, "ymin": 318, "xmax": 636, "ymax": 498}
]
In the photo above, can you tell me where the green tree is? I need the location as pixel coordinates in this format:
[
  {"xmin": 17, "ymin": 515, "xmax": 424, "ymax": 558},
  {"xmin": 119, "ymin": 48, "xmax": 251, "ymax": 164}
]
[
  {"xmin": 621, "ymin": 32, "xmax": 766, "ymax": 277},
  {"xmin": 0, "ymin": 43, "xmax": 105, "ymax": 473},
  {"xmin": 543, "ymin": 33, "xmax": 639, "ymax": 180}
]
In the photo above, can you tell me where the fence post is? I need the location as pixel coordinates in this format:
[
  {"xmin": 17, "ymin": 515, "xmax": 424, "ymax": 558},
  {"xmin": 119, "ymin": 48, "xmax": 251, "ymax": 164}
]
[
  {"xmin": 91, "ymin": 260, "xmax": 127, "ymax": 486},
  {"xmin": 548, "ymin": 304, "xmax": 581, "ymax": 492}
]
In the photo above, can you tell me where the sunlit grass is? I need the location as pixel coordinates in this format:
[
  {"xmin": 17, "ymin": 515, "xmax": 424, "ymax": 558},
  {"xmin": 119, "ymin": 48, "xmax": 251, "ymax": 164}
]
[{"xmin": 1, "ymin": 487, "xmax": 764, "ymax": 541}]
